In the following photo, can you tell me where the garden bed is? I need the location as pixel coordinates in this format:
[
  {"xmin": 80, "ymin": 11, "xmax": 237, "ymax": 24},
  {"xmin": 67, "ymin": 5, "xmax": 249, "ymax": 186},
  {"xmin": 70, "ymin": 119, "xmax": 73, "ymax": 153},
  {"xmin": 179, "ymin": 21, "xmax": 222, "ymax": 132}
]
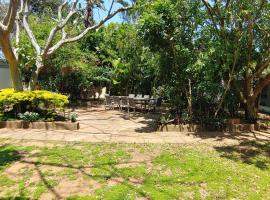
[
  {"xmin": 0, "ymin": 120, "xmax": 79, "ymax": 131},
  {"xmin": 158, "ymin": 123, "xmax": 264, "ymax": 132}
]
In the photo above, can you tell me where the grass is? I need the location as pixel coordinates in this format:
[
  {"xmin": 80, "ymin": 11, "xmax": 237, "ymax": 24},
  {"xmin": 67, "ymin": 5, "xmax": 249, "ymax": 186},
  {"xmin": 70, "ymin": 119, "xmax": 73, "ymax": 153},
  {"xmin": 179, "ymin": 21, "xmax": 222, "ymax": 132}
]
[{"xmin": 0, "ymin": 140, "xmax": 269, "ymax": 199}]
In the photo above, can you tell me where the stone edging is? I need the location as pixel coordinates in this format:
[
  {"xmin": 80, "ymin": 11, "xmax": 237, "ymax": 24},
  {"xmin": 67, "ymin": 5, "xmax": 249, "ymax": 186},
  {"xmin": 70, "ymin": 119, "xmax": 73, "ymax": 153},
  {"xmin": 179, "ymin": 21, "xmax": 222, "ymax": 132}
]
[
  {"xmin": 0, "ymin": 121, "xmax": 79, "ymax": 131},
  {"xmin": 158, "ymin": 123, "xmax": 264, "ymax": 132}
]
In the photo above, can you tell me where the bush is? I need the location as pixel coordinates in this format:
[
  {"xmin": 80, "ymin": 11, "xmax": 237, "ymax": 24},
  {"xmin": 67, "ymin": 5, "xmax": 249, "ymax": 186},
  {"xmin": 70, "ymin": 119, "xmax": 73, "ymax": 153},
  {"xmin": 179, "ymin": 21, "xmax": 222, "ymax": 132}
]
[
  {"xmin": 18, "ymin": 111, "xmax": 40, "ymax": 122},
  {"xmin": 70, "ymin": 113, "xmax": 78, "ymax": 122},
  {"xmin": 0, "ymin": 88, "xmax": 69, "ymax": 113}
]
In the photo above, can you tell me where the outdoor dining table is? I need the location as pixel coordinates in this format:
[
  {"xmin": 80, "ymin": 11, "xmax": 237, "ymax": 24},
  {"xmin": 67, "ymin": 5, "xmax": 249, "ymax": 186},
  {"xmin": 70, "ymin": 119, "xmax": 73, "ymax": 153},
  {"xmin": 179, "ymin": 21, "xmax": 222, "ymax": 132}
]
[
  {"xmin": 114, "ymin": 96, "xmax": 156, "ymax": 112},
  {"xmin": 133, "ymin": 97, "xmax": 155, "ymax": 111}
]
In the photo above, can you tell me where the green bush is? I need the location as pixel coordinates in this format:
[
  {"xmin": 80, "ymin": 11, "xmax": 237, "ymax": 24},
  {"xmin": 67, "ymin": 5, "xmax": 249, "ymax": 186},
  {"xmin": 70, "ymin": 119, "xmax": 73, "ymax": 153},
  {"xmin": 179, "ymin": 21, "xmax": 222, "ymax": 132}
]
[
  {"xmin": 0, "ymin": 88, "xmax": 69, "ymax": 113},
  {"xmin": 70, "ymin": 113, "xmax": 78, "ymax": 122},
  {"xmin": 18, "ymin": 111, "xmax": 40, "ymax": 122}
]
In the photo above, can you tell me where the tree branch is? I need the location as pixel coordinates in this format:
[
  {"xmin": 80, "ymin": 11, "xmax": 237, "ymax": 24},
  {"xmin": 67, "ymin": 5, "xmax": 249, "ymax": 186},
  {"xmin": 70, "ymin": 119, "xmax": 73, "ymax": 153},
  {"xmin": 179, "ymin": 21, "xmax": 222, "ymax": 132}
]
[
  {"xmin": 225, "ymin": 0, "xmax": 231, "ymax": 10},
  {"xmin": 1, "ymin": 0, "xmax": 19, "ymax": 33},
  {"xmin": 43, "ymin": 0, "xmax": 78, "ymax": 57},
  {"xmin": 251, "ymin": 56, "xmax": 270, "ymax": 80},
  {"xmin": 3, "ymin": 0, "xmax": 13, "ymax": 25},
  {"xmin": 15, "ymin": 0, "xmax": 23, "ymax": 44},
  {"xmin": 202, "ymin": 0, "xmax": 220, "ymax": 33},
  {"xmin": 58, "ymin": 0, "xmax": 68, "ymax": 20},
  {"xmin": 108, "ymin": 0, "xmax": 115, "ymax": 15},
  {"xmin": 254, "ymin": 73, "xmax": 270, "ymax": 98},
  {"xmin": 22, "ymin": 0, "xmax": 41, "ymax": 55},
  {"xmin": 48, "ymin": 5, "xmax": 132, "ymax": 55},
  {"xmin": 0, "ymin": 22, "xmax": 6, "ymax": 31},
  {"xmin": 14, "ymin": 0, "xmax": 23, "ymax": 58}
]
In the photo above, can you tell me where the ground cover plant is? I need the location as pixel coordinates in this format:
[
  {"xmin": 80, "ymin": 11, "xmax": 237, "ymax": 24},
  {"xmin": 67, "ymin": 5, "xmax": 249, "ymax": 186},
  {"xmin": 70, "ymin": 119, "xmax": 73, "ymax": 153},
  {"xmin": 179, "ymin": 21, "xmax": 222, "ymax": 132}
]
[{"xmin": 0, "ymin": 139, "xmax": 269, "ymax": 199}]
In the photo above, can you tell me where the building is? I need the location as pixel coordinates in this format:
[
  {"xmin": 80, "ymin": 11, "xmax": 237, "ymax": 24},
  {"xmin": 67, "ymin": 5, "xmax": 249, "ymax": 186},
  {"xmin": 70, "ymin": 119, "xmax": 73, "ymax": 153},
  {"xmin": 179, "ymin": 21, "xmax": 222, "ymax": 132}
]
[
  {"xmin": 0, "ymin": 51, "xmax": 12, "ymax": 89},
  {"xmin": 259, "ymin": 85, "xmax": 270, "ymax": 113}
]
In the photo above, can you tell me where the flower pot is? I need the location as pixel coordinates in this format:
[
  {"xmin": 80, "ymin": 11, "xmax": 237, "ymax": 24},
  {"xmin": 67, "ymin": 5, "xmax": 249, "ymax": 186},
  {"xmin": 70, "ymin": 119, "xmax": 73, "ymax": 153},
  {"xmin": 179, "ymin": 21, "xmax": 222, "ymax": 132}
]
[{"xmin": 226, "ymin": 118, "xmax": 241, "ymax": 124}]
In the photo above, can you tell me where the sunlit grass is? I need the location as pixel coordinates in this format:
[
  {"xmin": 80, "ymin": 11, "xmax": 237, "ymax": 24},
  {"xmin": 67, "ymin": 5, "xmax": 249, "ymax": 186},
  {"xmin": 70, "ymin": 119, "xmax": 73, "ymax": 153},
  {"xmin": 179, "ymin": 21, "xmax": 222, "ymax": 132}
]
[{"xmin": 0, "ymin": 140, "xmax": 269, "ymax": 199}]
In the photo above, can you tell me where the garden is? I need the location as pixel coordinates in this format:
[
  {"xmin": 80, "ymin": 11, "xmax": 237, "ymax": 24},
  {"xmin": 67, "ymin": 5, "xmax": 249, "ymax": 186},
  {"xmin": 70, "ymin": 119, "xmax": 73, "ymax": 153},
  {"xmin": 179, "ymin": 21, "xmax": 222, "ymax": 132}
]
[
  {"xmin": 1, "ymin": 0, "xmax": 270, "ymax": 131},
  {"xmin": 0, "ymin": 0, "xmax": 270, "ymax": 199}
]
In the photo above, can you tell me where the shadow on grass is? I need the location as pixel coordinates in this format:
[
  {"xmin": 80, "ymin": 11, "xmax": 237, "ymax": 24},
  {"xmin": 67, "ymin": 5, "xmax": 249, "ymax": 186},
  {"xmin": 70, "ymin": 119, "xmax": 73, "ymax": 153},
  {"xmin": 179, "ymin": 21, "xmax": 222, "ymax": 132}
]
[
  {"xmin": 0, "ymin": 145, "xmax": 21, "ymax": 169},
  {"xmin": 215, "ymin": 140, "xmax": 270, "ymax": 170},
  {"xmin": 18, "ymin": 155, "xmax": 155, "ymax": 199}
]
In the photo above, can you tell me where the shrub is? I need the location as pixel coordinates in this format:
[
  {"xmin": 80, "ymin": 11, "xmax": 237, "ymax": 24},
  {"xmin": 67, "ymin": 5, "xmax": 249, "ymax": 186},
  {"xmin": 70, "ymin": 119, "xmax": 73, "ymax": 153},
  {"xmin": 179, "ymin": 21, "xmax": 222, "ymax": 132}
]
[
  {"xmin": 18, "ymin": 111, "xmax": 40, "ymax": 122},
  {"xmin": 0, "ymin": 88, "xmax": 69, "ymax": 113},
  {"xmin": 70, "ymin": 113, "xmax": 78, "ymax": 122}
]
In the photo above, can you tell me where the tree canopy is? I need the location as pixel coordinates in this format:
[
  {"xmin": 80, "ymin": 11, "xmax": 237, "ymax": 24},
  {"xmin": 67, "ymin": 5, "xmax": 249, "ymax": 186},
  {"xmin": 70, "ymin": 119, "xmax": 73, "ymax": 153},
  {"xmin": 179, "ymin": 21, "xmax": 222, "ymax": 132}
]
[{"xmin": 0, "ymin": 0, "xmax": 269, "ymax": 122}]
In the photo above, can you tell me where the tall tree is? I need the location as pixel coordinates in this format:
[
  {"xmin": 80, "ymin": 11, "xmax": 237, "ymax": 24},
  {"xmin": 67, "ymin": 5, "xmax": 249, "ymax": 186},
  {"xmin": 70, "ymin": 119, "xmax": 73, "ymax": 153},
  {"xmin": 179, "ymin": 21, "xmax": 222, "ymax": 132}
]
[
  {"xmin": 0, "ymin": 0, "xmax": 133, "ymax": 91},
  {"xmin": 0, "ymin": 0, "xmax": 23, "ymax": 90},
  {"xmin": 202, "ymin": 0, "xmax": 270, "ymax": 121}
]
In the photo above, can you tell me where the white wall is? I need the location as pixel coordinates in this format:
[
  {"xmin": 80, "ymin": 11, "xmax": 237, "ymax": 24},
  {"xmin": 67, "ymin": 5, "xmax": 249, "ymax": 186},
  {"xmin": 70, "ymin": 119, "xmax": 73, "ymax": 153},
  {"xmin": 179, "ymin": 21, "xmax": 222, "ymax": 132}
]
[
  {"xmin": 0, "ymin": 61, "xmax": 12, "ymax": 89},
  {"xmin": 259, "ymin": 85, "xmax": 270, "ymax": 113}
]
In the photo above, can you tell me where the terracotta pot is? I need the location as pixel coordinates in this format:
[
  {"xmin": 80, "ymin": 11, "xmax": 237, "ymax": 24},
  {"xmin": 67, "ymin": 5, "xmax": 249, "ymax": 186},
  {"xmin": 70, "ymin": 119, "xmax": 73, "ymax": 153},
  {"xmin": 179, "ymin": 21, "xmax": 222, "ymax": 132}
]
[{"xmin": 226, "ymin": 118, "xmax": 241, "ymax": 124}]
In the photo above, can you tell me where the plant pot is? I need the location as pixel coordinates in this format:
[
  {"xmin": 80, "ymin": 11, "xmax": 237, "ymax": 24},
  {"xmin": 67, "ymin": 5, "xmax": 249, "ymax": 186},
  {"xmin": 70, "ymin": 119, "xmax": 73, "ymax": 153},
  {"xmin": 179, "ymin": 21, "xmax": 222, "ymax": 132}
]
[{"xmin": 226, "ymin": 118, "xmax": 241, "ymax": 124}]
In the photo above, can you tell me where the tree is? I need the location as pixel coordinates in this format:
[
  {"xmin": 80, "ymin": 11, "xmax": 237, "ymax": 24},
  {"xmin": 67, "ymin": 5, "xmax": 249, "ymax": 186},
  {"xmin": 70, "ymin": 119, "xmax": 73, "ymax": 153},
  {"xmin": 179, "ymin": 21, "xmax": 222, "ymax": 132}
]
[
  {"xmin": 0, "ymin": 0, "xmax": 133, "ymax": 91},
  {"xmin": 138, "ymin": 0, "xmax": 203, "ymax": 117},
  {"xmin": 0, "ymin": 0, "xmax": 23, "ymax": 90},
  {"xmin": 202, "ymin": 0, "xmax": 270, "ymax": 121}
]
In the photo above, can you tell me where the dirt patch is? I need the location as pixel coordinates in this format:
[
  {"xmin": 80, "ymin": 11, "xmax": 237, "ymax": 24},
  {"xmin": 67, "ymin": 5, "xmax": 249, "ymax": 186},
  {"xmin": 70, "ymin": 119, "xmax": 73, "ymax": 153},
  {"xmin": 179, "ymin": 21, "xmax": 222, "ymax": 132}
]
[
  {"xmin": 162, "ymin": 168, "xmax": 173, "ymax": 176},
  {"xmin": 136, "ymin": 197, "xmax": 149, "ymax": 200},
  {"xmin": 45, "ymin": 178, "xmax": 102, "ymax": 198},
  {"xmin": 199, "ymin": 183, "xmax": 210, "ymax": 199},
  {"xmin": 107, "ymin": 177, "xmax": 124, "ymax": 186},
  {"xmin": 128, "ymin": 177, "xmax": 144, "ymax": 185},
  {"xmin": 38, "ymin": 165, "xmax": 64, "ymax": 174},
  {"xmin": 183, "ymin": 191, "xmax": 195, "ymax": 199},
  {"xmin": 4, "ymin": 162, "xmax": 33, "ymax": 181},
  {"xmin": 116, "ymin": 151, "xmax": 153, "ymax": 169},
  {"xmin": 40, "ymin": 192, "xmax": 55, "ymax": 200}
]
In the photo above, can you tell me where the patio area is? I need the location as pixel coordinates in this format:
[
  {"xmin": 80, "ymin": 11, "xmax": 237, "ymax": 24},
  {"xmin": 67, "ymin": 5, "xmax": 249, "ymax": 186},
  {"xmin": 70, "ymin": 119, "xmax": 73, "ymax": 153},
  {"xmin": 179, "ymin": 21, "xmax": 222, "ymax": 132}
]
[{"xmin": 0, "ymin": 106, "xmax": 270, "ymax": 144}]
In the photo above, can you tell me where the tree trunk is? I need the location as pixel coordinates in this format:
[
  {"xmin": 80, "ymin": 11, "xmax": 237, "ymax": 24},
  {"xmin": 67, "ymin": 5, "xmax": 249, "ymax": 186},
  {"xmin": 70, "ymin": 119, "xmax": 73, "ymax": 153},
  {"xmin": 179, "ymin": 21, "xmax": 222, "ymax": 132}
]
[
  {"xmin": 31, "ymin": 58, "xmax": 43, "ymax": 91},
  {"xmin": 242, "ymin": 76, "xmax": 257, "ymax": 122},
  {"xmin": 0, "ymin": 32, "xmax": 23, "ymax": 91},
  {"xmin": 244, "ymin": 97, "xmax": 257, "ymax": 123}
]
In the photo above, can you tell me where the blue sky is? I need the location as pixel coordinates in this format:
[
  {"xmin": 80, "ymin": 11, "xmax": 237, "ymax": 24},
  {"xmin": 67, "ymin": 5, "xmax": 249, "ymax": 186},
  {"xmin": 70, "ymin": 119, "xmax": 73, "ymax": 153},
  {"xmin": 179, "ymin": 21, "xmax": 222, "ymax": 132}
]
[{"xmin": 79, "ymin": 0, "xmax": 128, "ymax": 23}]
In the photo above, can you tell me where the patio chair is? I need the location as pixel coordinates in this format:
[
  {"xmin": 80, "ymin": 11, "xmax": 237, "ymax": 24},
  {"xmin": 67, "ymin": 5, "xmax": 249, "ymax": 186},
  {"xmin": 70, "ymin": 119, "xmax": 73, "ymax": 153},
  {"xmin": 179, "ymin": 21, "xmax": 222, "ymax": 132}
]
[
  {"xmin": 128, "ymin": 98, "xmax": 137, "ymax": 113},
  {"xmin": 113, "ymin": 96, "xmax": 121, "ymax": 110},
  {"xmin": 105, "ymin": 95, "xmax": 113, "ymax": 110},
  {"xmin": 143, "ymin": 95, "xmax": 150, "ymax": 99},
  {"xmin": 121, "ymin": 96, "xmax": 129, "ymax": 111},
  {"xmin": 129, "ymin": 94, "xmax": 135, "ymax": 98},
  {"xmin": 134, "ymin": 94, "xmax": 143, "ymax": 110},
  {"xmin": 149, "ymin": 97, "xmax": 162, "ymax": 112}
]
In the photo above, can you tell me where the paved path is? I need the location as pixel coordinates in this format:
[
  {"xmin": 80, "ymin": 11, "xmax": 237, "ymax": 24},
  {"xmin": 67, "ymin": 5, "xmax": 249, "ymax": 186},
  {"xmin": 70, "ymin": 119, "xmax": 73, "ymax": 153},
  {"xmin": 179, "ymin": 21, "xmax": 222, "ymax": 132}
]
[{"xmin": 0, "ymin": 107, "xmax": 269, "ymax": 144}]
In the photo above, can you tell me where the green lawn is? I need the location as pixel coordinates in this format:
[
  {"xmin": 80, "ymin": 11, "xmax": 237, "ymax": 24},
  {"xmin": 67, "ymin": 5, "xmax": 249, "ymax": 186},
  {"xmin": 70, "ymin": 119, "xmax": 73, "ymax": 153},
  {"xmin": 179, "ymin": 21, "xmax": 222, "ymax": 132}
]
[{"xmin": 0, "ymin": 140, "xmax": 269, "ymax": 199}]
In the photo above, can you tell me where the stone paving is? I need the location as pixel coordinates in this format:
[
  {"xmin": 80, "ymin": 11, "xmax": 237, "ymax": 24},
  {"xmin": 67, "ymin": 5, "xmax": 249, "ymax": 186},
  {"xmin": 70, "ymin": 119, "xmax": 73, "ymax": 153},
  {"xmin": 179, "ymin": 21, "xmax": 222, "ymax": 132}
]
[{"xmin": 0, "ymin": 106, "xmax": 269, "ymax": 144}]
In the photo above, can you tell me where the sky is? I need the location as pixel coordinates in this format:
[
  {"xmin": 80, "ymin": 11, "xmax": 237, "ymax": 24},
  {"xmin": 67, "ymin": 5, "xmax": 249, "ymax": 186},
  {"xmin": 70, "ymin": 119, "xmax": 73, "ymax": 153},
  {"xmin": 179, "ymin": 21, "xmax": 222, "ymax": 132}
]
[
  {"xmin": 0, "ymin": 0, "xmax": 129, "ymax": 23},
  {"xmin": 79, "ymin": 0, "xmax": 129, "ymax": 24}
]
